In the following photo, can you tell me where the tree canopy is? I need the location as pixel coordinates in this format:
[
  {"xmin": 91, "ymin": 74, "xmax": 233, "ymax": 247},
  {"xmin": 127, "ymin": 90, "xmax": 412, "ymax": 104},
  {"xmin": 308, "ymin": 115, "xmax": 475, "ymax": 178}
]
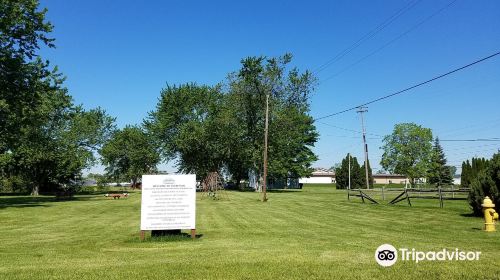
[
  {"xmin": 1, "ymin": 0, "xmax": 115, "ymax": 194},
  {"xmin": 226, "ymin": 55, "xmax": 318, "ymax": 183},
  {"xmin": 380, "ymin": 123, "xmax": 433, "ymax": 186},
  {"xmin": 145, "ymin": 84, "xmax": 228, "ymax": 179},
  {"xmin": 146, "ymin": 54, "xmax": 318, "ymax": 187},
  {"xmin": 100, "ymin": 126, "xmax": 160, "ymax": 188}
]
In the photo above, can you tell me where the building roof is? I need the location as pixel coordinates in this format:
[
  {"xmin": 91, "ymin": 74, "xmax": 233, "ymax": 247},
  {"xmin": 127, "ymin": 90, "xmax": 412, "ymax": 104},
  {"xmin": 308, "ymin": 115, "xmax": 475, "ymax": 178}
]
[
  {"xmin": 372, "ymin": 174, "xmax": 406, "ymax": 178},
  {"xmin": 311, "ymin": 168, "xmax": 335, "ymax": 177}
]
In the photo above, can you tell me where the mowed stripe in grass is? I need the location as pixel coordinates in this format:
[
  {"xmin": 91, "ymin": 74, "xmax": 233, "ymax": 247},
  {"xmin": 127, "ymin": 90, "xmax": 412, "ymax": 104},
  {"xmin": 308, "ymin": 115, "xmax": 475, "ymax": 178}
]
[{"xmin": 0, "ymin": 184, "xmax": 499, "ymax": 279}]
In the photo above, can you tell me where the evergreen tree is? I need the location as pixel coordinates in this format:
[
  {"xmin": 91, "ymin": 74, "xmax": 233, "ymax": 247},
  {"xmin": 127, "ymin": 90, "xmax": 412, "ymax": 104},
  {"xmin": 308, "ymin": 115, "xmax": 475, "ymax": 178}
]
[
  {"xmin": 428, "ymin": 138, "xmax": 453, "ymax": 186},
  {"xmin": 461, "ymin": 157, "xmax": 489, "ymax": 188},
  {"xmin": 335, "ymin": 154, "xmax": 364, "ymax": 189},
  {"xmin": 461, "ymin": 160, "xmax": 471, "ymax": 188},
  {"xmin": 468, "ymin": 153, "xmax": 500, "ymax": 216}
]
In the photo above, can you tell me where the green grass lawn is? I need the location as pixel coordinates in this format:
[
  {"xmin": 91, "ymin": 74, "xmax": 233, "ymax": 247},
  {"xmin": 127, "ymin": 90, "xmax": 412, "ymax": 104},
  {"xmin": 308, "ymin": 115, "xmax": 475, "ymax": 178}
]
[{"xmin": 0, "ymin": 184, "xmax": 499, "ymax": 279}]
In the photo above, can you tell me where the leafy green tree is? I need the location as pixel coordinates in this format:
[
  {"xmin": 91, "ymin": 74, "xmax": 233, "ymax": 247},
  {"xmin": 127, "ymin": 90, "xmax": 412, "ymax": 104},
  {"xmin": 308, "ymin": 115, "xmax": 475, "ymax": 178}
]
[
  {"xmin": 468, "ymin": 153, "xmax": 500, "ymax": 216},
  {"xmin": 147, "ymin": 54, "xmax": 318, "ymax": 189},
  {"xmin": 335, "ymin": 154, "xmax": 364, "ymax": 189},
  {"xmin": 146, "ymin": 84, "xmax": 228, "ymax": 179},
  {"xmin": 380, "ymin": 123, "xmax": 433, "ymax": 186},
  {"xmin": 8, "ymin": 104, "xmax": 114, "ymax": 195},
  {"xmin": 85, "ymin": 173, "xmax": 110, "ymax": 187},
  {"xmin": 427, "ymin": 138, "xmax": 453, "ymax": 186},
  {"xmin": 226, "ymin": 54, "xmax": 318, "ymax": 185},
  {"xmin": 100, "ymin": 126, "xmax": 160, "ymax": 188},
  {"xmin": 1, "ymin": 0, "xmax": 54, "ymax": 151},
  {"xmin": 1, "ymin": 0, "xmax": 115, "ymax": 195}
]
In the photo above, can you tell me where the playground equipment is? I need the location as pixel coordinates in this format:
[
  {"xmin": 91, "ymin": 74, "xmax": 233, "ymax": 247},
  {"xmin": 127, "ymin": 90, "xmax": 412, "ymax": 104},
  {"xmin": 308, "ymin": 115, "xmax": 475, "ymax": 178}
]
[
  {"xmin": 482, "ymin": 196, "xmax": 498, "ymax": 232},
  {"xmin": 201, "ymin": 172, "xmax": 228, "ymax": 200}
]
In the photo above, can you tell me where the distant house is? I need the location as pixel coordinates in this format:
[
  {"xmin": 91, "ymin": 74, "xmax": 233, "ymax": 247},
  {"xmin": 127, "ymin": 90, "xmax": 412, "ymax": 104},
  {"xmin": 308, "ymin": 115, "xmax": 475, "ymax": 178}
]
[
  {"xmin": 247, "ymin": 170, "xmax": 302, "ymax": 190},
  {"xmin": 299, "ymin": 168, "xmax": 416, "ymax": 185},
  {"xmin": 299, "ymin": 168, "xmax": 335, "ymax": 184},
  {"xmin": 372, "ymin": 174, "xmax": 407, "ymax": 185},
  {"xmin": 81, "ymin": 179, "xmax": 97, "ymax": 187}
]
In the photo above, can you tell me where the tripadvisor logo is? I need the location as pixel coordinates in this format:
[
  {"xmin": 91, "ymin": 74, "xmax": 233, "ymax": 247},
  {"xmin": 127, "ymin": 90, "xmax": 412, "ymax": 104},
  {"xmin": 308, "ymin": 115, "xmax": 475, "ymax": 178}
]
[
  {"xmin": 375, "ymin": 244, "xmax": 398, "ymax": 267},
  {"xmin": 375, "ymin": 244, "xmax": 481, "ymax": 267}
]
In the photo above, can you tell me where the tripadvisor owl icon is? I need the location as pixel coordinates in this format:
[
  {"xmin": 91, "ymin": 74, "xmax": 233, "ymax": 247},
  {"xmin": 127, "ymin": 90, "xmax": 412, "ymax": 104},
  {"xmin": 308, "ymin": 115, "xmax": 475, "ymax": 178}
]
[{"xmin": 375, "ymin": 244, "xmax": 398, "ymax": 267}]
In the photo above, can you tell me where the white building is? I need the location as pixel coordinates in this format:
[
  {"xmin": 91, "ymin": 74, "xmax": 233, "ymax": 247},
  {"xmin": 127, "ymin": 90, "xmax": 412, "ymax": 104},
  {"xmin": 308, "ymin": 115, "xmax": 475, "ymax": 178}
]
[{"xmin": 299, "ymin": 169, "xmax": 335, "ymax": 184}]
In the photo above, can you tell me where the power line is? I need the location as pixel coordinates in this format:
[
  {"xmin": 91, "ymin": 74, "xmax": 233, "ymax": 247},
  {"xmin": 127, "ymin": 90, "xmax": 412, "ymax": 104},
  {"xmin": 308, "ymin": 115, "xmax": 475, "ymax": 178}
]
[
  {"xmin": 323, "ymin": 135, "xmax": 381, "ymax": 140},
  {"xmin": 443, "ymin": 143, "xmax": 500, "ymax": 152},
  {"xmin": 440, "ymin": 138, "xmax": 500, "ymax": 142},
  {"xmin": 437, "ymin": 117, "xmax": 500, "ymax": 136},
  {"xmin": 317, "ymin": 121, "xmax": 384, "ymax": 137},
  {"xmin": 319, "ymin": 0, "xmax": 458, "ymax": 84},
  {"xmin": 314, "ymin": 50, "xmax": 500, "ymax": 121},
  {"xmin": 313, "ymin": 0, "xmax": 422, "ymax": 74}
]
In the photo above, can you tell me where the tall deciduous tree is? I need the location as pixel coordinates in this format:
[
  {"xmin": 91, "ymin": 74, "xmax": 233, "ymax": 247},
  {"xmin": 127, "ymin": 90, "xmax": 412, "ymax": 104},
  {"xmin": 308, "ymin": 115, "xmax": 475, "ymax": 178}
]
[
  {"xmin": 427, "ymin": 138, "xmax": 453, "ymax": 186},
  {"xmin": 380, "ymin": 123, "xmax": 433, "ymax": 186},
  {"xmin": 1, "ymin": 0, "xmax": 55, "ymax": 158},
  {"xmin": 100, "ymin": 126, "xmax": 160, "ymax": 188},
  {"xmin": 146, "ymin": 84, "xmax": 228, "ymax": 179},
  {"xmin": 227, "ymin": 54, "xmax": 318, "ymax": 186},
  {"xmin": 146, "ymin": 54, "xmax": 318, "ymax": 190},
  {"xmin": 1, "ymin": 0, "xmax": 115, "ymax": 195}
]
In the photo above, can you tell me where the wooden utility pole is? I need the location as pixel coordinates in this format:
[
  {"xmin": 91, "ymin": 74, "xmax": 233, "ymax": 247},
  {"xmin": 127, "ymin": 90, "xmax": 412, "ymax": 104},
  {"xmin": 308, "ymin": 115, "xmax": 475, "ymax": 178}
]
[
  {"xmin": 357, "ymin": 106, "xmax": 370, "ymax": 189},
  {"xmin": 348, "ymin": 153, "xmax": 351, "ymax": 190},
  {"xmin": 262, "ymin": 94, "xmax": 269, "ymax": 202}
]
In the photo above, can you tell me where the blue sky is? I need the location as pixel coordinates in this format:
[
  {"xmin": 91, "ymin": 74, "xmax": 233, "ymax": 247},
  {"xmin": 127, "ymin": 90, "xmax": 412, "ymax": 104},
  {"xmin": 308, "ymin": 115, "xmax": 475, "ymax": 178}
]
[{"xmin": 39, "ymin": 0, "xmax": 500, "ymax": 174}]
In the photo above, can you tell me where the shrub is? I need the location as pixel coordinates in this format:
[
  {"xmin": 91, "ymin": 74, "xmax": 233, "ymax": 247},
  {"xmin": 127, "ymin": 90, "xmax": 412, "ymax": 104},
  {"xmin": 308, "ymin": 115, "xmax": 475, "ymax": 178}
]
[{"xmin": 468, "ymin": 153, "xmax": 500, "ymax": 216}]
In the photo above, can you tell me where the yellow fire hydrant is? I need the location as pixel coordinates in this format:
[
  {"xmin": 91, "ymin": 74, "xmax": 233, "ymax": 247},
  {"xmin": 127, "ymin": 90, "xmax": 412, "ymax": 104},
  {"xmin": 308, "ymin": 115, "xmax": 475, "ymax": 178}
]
[{"xmin": 482, "ymin": 196, "xmax": 498, "ymax": 232}]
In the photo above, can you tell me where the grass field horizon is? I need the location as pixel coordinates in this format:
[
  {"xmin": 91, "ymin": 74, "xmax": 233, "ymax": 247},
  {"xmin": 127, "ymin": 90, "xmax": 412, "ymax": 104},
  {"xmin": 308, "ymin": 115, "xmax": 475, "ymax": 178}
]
[{"xmin": 1, "ymin": 184, "xmax": 499, "ymax": 279}]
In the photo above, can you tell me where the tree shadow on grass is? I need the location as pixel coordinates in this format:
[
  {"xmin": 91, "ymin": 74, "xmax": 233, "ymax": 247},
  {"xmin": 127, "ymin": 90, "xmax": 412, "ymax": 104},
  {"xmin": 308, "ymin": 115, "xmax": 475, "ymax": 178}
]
[
  {"xmin": 0, "ymin": 195, "xmax": 93, "ymax": 209},
  {"xmin": 267, "ymin": 189, "xmax": 302, "ymax": 194},
  {"xmin": 128, "ymin": 232, "xmax": 204, "ymax": 243},
  {"xmin": 459, "ymin": 212, "xmax": 480, "ymax": 218},
  {"xmin": 150, "ymin": 233, "xmax": 203, "ymax": 242}
]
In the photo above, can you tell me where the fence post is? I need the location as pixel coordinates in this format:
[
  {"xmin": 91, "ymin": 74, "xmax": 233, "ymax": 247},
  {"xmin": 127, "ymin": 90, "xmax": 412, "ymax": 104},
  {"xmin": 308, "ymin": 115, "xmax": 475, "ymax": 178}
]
[
  {"xmin": 438, "ymin": 186, "xmax": 443, "ymax": 208},
  {"xmin": 382, "ymin": 186, "xmax": 385, "ymax": 201}
]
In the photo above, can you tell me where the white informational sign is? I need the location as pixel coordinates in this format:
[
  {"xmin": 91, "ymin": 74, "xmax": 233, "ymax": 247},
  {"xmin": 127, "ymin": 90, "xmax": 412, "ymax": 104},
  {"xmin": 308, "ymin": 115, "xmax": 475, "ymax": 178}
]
[{"xmin": 140, "ymin": 174, "xmax": 196, "ymax": 230}]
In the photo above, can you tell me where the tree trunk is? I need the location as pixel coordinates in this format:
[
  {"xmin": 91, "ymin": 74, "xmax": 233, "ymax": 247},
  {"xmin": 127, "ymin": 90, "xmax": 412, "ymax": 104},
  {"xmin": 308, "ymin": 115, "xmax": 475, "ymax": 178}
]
[
  {"xmin": 31, "ymin": 185, "xmax": 39, "ymax": 196},
  {"xmin": 236, "ymin": 175, "xmax": 242, "ymax": 191},
  {"xmin": 409, "ymin": 177, "xmax": 415, "ymax": 188},
  {"xmin": 132, "ymin": 177, "xmax": 137, "ymax": 189}
]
